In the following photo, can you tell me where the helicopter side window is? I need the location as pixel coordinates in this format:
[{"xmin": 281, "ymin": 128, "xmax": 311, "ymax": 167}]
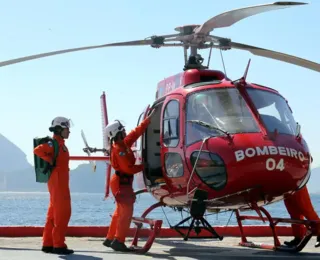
[
  {"xmin": 162, "ymin": 100, "xmax": 179, "ymax": 147},
  {"xmin": 246, "ymin": 89, "xmax": 297, "ymax": 135},
  {"xmin": 190, "ymin": 151, "xmax": 227, "ymax": 190},
  {"xmin": 164, "ymin": 153, "xmax": 184, "ymax": 178}
]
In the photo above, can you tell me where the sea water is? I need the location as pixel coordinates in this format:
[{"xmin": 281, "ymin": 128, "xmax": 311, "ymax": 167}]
[{"xmin": 0, "ymin": 192, "xmax": 319, "ymax": 227}]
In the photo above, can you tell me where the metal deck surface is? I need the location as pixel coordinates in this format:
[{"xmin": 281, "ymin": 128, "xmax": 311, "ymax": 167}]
[{"xmin": 0, "ymin": 236, "xmax": 319, "ymax": 259}]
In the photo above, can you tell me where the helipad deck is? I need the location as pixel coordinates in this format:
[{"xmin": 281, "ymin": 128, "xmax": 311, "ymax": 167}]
[{"xmin": 0, "ymin": 236, "xmax": 319, "ymax": 259}]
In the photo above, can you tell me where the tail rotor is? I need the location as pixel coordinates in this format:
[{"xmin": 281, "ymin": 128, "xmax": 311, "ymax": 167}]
[{"xmin": 81, "ymin": 129, "xmax": 97, "ymax": 172}]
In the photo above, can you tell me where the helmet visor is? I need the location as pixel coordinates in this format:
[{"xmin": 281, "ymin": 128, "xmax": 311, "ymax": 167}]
[
  {"xmin": 61, "ymin": 119, "xmax": 74, "ymax": 128},
  {"xmin": 115, "ymin": 120, "xmax": 126, "ymax": 132}
]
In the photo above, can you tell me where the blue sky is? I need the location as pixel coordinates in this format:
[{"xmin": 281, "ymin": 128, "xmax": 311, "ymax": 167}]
[{"xmin": 0, "ymin": 0, "xmax": 319, "ymax": 170}]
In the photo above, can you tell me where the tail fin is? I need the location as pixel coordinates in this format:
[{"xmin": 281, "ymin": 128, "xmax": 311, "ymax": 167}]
[
  {"xmin": 100, "ymin": 92, "xmax": 112, "ymax": 199},
  {"xmin": 100, "ymin": 91, "xmax": 109, "ymax": 151}
]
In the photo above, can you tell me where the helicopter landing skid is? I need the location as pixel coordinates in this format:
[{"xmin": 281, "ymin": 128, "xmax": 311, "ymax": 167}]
[
  {"xmin": 129, "ymin": 201, "xmax": 164, "ymax": 254},
  {"xmin": 235, "ymin": 207, "xmax": 319, "ymax": 253}
]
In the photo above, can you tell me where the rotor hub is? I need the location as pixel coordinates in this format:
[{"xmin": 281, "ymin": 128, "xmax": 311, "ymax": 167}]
[{"xmin": 174, "ymin": 24, "xmax": 200, "ymax": 35}]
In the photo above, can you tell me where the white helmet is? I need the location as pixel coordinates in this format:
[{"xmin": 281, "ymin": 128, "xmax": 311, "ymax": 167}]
[
  {"xmin": 50, "ymin": 117, "xmax": 73, "ymax": 129},
  {"xmin": 105, "ymin": 120, "xmax": 125, "ymax": 138}
]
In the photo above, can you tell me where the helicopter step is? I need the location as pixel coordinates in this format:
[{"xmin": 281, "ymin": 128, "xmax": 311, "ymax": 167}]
[
  {"xmin": 129, "ymin": 202, "xmax": 163, "ymax": 254},
  {"xmin": 235, "ymin": 206, "xmax": 320, "ymax": 253},
  {"xmin": 172, "ymin": 189, "xmax": 224, "ymax": 241}
]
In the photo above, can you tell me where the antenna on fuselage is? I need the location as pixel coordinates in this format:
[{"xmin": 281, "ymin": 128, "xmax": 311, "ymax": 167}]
[
  {"xmin": 231, "ymin": 59, "xmax": 251, "ymax": 85},
  {"xmin": 243, "ymin": 59, "xmax": 251, "ymax": 81}
]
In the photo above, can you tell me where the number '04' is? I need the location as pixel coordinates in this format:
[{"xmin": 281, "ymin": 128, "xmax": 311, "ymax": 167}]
[{"xmin": 266, "ymin": 158, "xmax": 285, "ymax": 171}]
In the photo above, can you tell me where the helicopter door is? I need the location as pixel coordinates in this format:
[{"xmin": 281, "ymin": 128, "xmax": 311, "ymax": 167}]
[
  {"xmin": 161, "ymin": 94, "xmax": 187, "ymax": 190},
  {"xmin": 134, "ymin": 105, "xmax": 149, "ymax": 153},
  {"xmin": 134, "ymin": 105, "xmax": 151, "ymax": 186}
]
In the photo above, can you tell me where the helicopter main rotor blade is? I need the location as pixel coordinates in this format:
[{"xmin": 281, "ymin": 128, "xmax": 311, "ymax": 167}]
[
  {"xmin": 229, "ymin": 41, "xmax": 320, "ymax": 73},
  {"xmin": 194, "ymin": 1, "xmax": 307, "ymax": 35},
  {"xmin": 0, "ymin": 39, "xmax": 157, "ymax": 68}
]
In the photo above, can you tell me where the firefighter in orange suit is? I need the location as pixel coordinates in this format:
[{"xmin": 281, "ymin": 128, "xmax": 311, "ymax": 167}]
[
  {"xmin": 33, "ymin": 117, "xmax": 74, "ymax": 255},
  {"xmin": 102, "ymin": 108, "xmax": 156, "ymax": 252},
  {"xmin": 284, "ymin": 185, "xmax": 320, "ymax": 248}
]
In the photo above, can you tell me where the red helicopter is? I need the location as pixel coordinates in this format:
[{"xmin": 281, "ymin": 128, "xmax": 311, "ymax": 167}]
[{"xmin": 1, "ymin": 1, "xmax": 320, "ymax": 254}]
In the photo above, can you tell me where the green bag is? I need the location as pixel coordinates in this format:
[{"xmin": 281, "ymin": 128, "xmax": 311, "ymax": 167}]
[{"xmin": 33, "ymin": 136, "xmax": 59, "ymax": 183}]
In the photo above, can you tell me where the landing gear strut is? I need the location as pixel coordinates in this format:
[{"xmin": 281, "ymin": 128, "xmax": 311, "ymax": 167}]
[{"xmin": 173, "ymin": 189, "xmax": 224, "ymax": 241}]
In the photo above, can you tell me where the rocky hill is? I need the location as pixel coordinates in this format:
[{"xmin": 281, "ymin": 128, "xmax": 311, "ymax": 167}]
[
  {"xmin": 0, "ymin": 133, "xmax": 30, "ymax": 173},
  {"xmin": 0, "ymin": 133, "xmax": 109, "ymax": 192}
]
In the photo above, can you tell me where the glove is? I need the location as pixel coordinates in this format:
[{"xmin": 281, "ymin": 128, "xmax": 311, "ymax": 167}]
[{"xmin": 147, "ymin": 106, "xmax": 158, "ymax": 120}]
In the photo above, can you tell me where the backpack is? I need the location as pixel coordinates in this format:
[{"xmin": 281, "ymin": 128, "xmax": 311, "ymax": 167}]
[{"xmin": 33, "ymin": 136, "xmax": 59, "ymax": 183}]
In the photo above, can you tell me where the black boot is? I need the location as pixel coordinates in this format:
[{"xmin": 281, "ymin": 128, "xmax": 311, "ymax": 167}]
[
  {"xmin": 110, "ymin": 239, "xmax": 132, "ymax": 252},
  {"xmin": 284, "ymin": 237, "xmax": 302, "ymax": 247},
  {"xmin": 52, "ymin": 247, "xmax": 74, "ymax": 255},
  {"xmin": 315, "ymin": 236, "xmax": 320, "ymax": 248},
  {"xmin": 41, "ymin": 246, "xmax": 53, "ymax": 253},
  {"xmin": 103, "ymin": 238, "xmax": 112, "ymax": 247}
]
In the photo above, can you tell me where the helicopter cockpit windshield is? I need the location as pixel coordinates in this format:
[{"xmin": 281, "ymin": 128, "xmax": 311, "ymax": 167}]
[
  {"xmin": 246, "ymin": 88, "xmax": 297, "ymax": 136},
  {"xmin": 186, "ymin": 88, "xmax": 260, "ymax": 145}
]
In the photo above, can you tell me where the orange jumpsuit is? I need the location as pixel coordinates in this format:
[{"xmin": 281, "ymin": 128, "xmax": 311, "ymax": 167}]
[
  {"xmin": 284, "ymin": 185, "xmax": 320, "ymax": 238},
  {"xmin": 34, "ymin": 134, "xmax": 71, "ymax": 249},
  {"xmin": 106, "ymin": 117, "xmax": 150, "ymax": 243}
]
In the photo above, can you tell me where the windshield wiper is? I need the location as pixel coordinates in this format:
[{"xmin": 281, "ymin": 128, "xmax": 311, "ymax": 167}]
[{"xmin": 187, "ymin": 120, "xmax": 231, "ymax": 139}]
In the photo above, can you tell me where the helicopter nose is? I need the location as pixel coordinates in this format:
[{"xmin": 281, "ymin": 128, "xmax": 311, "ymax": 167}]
[
  {"xmin": 228, "ymin": 141, "xmax": 310, "ymax": 199},
  {"xmin": 187, "ymin": 134, "xmax": 310, "ymax": 200}
]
